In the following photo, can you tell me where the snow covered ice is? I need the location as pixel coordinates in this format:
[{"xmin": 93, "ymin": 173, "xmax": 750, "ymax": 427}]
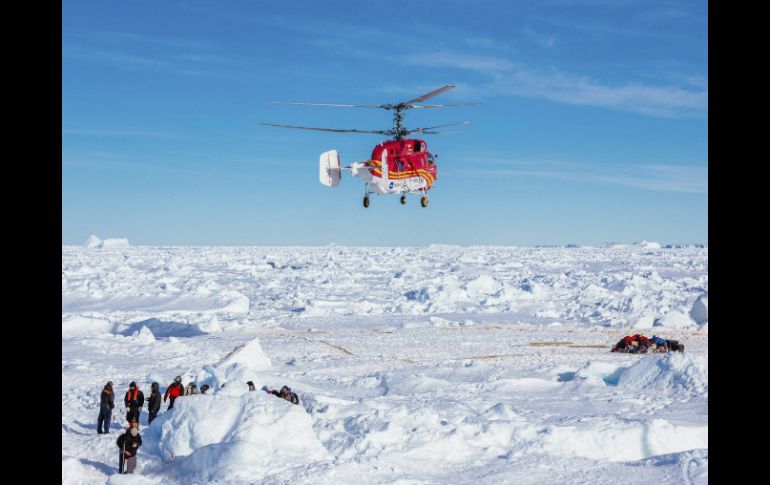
[{"xmin": 62, "ymin": 244, "xmax": 708, "ymax": 484}]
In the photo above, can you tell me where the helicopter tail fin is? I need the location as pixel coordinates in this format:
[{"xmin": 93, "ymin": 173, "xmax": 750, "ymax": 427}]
[{"xmin": 319, "ymin": 150, "xmax": 341, "ymax": 187}]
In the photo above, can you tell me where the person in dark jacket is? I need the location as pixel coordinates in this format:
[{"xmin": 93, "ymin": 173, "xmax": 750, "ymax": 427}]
[
  {"xmin": 200, "ymin": 384, "xmax": 210, "ymax": 394},
  {"xmin": 146, "ymin": 382, "xmax": 161, "ymax": 424},
  {"xmin": 164, "ymin": 376, "xmax": 185, "ymax": 410},
  {"xmin": 117, "ymin": 427, "xmax": 142, "ymax": 474},
  {"xmin": 247, "ymin": 381, "xmax": 256, "ymax": 391},
  {"xmin": 265, "ymin": 385, "xmax": 299, "ymax": 405},
  {"xmin": 124, "ymin": 382, "xmax": 145, "ymax": 426},
  {"xmin": 97, "ymin": 381, "xmax": 115, "ymax": 434}
]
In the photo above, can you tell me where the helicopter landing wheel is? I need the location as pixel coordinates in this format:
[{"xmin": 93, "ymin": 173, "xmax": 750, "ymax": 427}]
[
  {"xmin": 363, "ymin": 196, "xmax": 370, "ymax": 208},
  {"xmin": 400, "ymin": 195, "xmax": 406, "ymax": 205},
  {"xmin": 420, "ymin": 196, "xmax": 429, "ymax": 207}
]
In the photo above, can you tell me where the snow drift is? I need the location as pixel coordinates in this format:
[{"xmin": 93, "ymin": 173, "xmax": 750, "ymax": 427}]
[
  {"xmin": 156, "ymin": 388, "xmax": 329, "ymax": 482},
  {"xmin": 618, "ymin": 352, "xmax": 708, "ymax": 396}
]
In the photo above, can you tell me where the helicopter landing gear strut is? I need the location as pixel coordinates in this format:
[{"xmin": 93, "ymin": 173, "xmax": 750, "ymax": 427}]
[
  {"xmin": 420, "ymin": 195, "xmax": 429, "ymax": 207},
  {"xmin": 363, "ymin": 196, "xmax": 370, "ymax": 208},
  {"xmin": 400, "ymin": 195, "xmax": 406, "ymax": 205}
]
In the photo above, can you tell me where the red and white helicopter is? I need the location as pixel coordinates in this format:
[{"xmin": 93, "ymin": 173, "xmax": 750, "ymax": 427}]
[{"xmin": 262, "ymin": 84, "xmax": 476, "ymax": 208}]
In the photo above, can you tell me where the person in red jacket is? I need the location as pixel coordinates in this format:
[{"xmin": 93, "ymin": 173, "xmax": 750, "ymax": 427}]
[{"xmin": 164, "ymin": 376, "xmax": 185, "ymax": 410}]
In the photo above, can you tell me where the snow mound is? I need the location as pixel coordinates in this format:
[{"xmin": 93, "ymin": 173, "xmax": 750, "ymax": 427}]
[
  {"xmin": 62, "ymin": 456, "xmax": 108, "ymax": 484},
  {"xmin": 62, "ymin": 315, "xmax": 114, "ymax": 337},
  {"xmin": 690, "ymin": 292, "xmax": 708, "ymax": 325},
  {"xmin": 630, "ymin": 314, "xmax": 655, "ymax": 329},
  {"xmin": 158, "ymin": 391, "xmax": 329, "ymax": 482},
  {"xmin": 465, "ymin": 274, "xmax": 503, "ymax": 297},
  {"xmin": 655, "ymin": 310, "xmax": 696, "ymax": 328},
  {"xmin": 618, "ymin": 352, "xmax": 708, "ymax": 396},
  {"xmin": 195, "ymin": 337, "xmax": 272, "ymax": 388},
  {"xmin": 132, "ymin": 325, "xmax": 156, "ymax": 344},
  {"xmin": 574, "ymin": 360, "xmax": 627, "ymax": 385},
  {"xmin": 106, "ymin": 474, "xmax": 162, "ymax": 484},
  {"xmin": 537, "ymin": 417, "xmax": 708, "ymax": 462}
]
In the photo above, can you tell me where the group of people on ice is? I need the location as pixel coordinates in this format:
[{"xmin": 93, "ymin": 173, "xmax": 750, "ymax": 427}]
[
  {"xmin": 611, "ymin": 334, "xmax": 684, "ymax": 354},
  {"xmin": 97, "ymin": 377, "xmax": 299, "ymax": 474}
]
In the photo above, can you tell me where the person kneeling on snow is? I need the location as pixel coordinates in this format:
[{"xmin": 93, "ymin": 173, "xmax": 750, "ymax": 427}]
[
  {"xmin": 264, "ymin": 385, "xmax": 299, "ymax": 405},
  {"xmin": 611, "ymin": 334, "xmax": 652, "ymax": 353},
  {"xmin": 185, "ymin": 382, "xmax": 198, "ymax": 395},
  {"xmin": 117, "ymin": 427, "xmax": 142, "ymax": 474},
  {"xmin": 650, "ymin": 335, "xmax": 685, "ymax": 352}
]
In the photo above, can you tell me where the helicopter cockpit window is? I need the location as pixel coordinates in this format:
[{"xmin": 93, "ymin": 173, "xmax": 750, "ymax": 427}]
[
  {"xmin": 414, "ymin": 141, "xmax": 421, "ymax": 152},
  {"xmin": 427, "ymin": 153, "xmax": 435, "ymax": 165}
]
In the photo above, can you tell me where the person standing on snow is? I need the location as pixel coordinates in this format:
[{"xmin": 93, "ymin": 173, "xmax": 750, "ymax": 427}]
[
  {"xmin": 124, "ymin": 382, "xmax": 145, "ymax": 426},
  {"xmin": 164, "ymin": 376, "xmax": 185, "ymax": 410},
  {"xmin": 97, "ymin": 380, "xmax": 115, "ymax": 434},
  {"xmin": 117, "ymin": 427, "xmax": 142, "ymax": 474},
  {"xmin": 146, "ymin": 382, "xmax": 161, "ymax": 424}
]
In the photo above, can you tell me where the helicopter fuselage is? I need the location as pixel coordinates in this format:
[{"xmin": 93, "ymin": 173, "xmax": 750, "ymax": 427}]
[{"xmin": 353, "ymin": 138, "xmax": 436, "ymax": 194}]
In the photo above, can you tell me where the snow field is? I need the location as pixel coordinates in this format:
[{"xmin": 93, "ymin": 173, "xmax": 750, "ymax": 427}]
[{"xmin": 62, "ymin": 245, "xmax": 707, "ymax": 484}]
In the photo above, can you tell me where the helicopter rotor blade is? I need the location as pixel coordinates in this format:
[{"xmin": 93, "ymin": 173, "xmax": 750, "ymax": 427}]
[
  {"xmin": 416, "ymin": 130, "xmax": 471, "ymax": 135},
  {"xmin": 409, "ymin": 103, "xmax": 482, "ymax": 109},
  {"xmin": 403, "ymin": 84, "xmax": 456, "ymax": 105},
  {"xmin": 266, "ymin": 102, "xmax": 384, "ymax": 109},
  {"xmin": 406, "ymin": 121, "xmax": 471, "ymax": 134},
  {"xmin": 261, "ymin": 123, "xmax": 392, "ymax": 135}
]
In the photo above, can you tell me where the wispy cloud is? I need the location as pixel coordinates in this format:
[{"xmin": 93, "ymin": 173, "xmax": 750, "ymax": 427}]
[
  {"xmin": 62, "ymin": 128, "xmax": 189, "ymax": 139},
  {"xmin": 453, "ymin": 159, "xmax": 707, "ymax": 193},
  {"xmin": 398, "ymin": 51, "xmax": 706, "ymax": 118}
]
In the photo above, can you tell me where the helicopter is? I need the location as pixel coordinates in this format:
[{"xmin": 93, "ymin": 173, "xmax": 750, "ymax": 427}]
[{"xmin": 261, "ymin": 84, "xmax": 477, "ymax": 208}]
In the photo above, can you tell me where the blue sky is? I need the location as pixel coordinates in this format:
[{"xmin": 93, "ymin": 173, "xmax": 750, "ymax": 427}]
[{"xmin": 62, "ymin": 0, "xmax": 707, "ymax": 246}]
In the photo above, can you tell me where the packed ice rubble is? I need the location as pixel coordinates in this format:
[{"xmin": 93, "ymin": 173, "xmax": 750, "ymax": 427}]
[{"xmin": 62, "ymin": 245, "xmax": 707, "ymax": 328}]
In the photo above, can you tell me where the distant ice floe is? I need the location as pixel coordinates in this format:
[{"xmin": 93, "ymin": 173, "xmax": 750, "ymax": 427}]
[
  {"xmin": 84, "ymin": 235, "xmax": 129, "ymax": 248},
  {"xmin": 637, "ymin": 240, "xmax": 662, "ymax": 249}
]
